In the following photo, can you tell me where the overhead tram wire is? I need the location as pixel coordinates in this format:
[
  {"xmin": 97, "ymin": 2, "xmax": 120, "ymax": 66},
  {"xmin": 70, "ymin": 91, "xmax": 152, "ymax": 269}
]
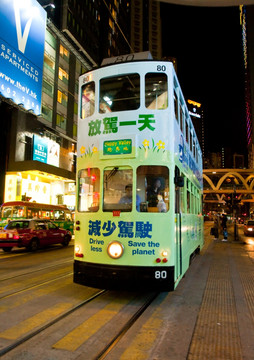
[{"xmin": 102, "ymin": 0, "xmax": 134, "ymax": 54}]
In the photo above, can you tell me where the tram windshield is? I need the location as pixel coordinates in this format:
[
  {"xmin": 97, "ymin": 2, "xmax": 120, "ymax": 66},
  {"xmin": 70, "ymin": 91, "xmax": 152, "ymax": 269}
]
[
  {"xmin": 103, "ymin": 167, "xmax": 135, "ymax": 212},
  {"xmin": 99, "ymin": 74, "xmax": 140, "ymax": 113}
]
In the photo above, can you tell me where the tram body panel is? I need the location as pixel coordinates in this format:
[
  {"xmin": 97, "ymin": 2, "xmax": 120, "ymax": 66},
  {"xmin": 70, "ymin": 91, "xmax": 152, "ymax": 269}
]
[{"xmin": 75, "ymin": 58, "xmax": 203, "ymax": 291}]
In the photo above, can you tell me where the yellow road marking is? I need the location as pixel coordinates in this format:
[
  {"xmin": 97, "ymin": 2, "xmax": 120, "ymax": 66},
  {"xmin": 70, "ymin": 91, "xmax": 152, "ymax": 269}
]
[
  {"xmin": 120, "ymin": 311, "xmax": 163, "ymax": 360},
  {"xmin": 0, "ymin": 278, "xmax": 72, "ymax": 314},
  {"xmin": 53, "ymin": 298, "xmax": 130, "ymax": 351},
  {"xmin": 0, "ymin": 303, "xmax": 71, "ymax": 340}
]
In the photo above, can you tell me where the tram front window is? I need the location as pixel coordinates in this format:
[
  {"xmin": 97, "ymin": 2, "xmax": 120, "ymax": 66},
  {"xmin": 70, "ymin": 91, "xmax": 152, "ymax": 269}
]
[
  {"xmin": 137, "ymin": 166, "xmax": 169, "ymax": 212},
  {"xmin": 103, "ymin": 167, "xmax": 138, "ymax": 212},
  {"xmin": 99, "ymin": 74, "xmax": 140, "ymax": 113},
  {"xmin": 78, "ymin": 168, "xmax": 100, "ymax": 212}
]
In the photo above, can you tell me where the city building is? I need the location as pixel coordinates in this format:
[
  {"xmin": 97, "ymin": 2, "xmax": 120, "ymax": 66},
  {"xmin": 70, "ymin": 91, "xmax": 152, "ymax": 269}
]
[
  {"xmin": 187, "ymin": 99, "xmax": 205, "ymax": 157},
  {"xmin": 0, "ymin": 0, "xmax": 164, "ymax": 207},
  {"xmin": 240, "ymin": 5, "xmax": 254, "ymax": 167},
  {"xmin": 130, "ymin": 0, "xmax": 162, "ymax": 59},
  {"xmin": 0, "ymin": 0, "xmax": 94, "ymax": 208}
]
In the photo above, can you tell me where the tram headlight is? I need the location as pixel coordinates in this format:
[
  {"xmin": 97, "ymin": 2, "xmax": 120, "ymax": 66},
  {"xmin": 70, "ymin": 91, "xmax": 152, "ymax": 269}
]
[{"xmin": 107, "ymin": 241, "xmax": 124, "ymax": 259}]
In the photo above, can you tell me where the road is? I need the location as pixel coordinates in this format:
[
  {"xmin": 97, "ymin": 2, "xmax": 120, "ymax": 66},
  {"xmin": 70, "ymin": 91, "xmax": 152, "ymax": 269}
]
[{"xmin": 0, "ymin": 223, "xmax": 253, "ymax": 359}]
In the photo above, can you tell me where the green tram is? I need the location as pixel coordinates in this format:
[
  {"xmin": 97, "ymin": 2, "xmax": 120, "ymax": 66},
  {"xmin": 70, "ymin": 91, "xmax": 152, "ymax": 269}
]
[{"xmin": 74, "ymin": 54, "xmax": 203, "ymax": 291}]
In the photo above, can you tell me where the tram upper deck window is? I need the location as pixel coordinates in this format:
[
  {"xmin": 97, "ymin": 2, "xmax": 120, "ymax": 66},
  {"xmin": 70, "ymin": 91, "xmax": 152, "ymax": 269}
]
[
  {"xmin": 174, "ymin": 90, "xmax": 178, "ymax": 122},
  {"xmin": 81, "ymin": 82, "xmax": 95, "ymax": 118},
  {"xmin": 78, "ymin": 168, "xmax": 100, "ymax": 212},
  {"xmin": 145, "ymin": 73, "xmax": 168, "ymax": 110},
  {"xmin": 99, "ymin": 74, "xmax": 140, "ymax": 113},
  {"xmin": 103, "ymin": 167, "xmax": 138, "ymax": 212},
  {"xmin": 137, "ymin": 166, "xmax": 169, "ymax": 213}
]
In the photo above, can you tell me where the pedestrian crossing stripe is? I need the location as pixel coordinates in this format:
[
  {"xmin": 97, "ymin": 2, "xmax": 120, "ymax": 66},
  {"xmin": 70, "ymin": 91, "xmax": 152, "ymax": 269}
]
[
  {"xmin": 53, "ymin": 298, "xmax": 131, "ymax": 352},
  {"xmin": 0, "ymin": 303, "xmax": 71, "ymax": 340}
]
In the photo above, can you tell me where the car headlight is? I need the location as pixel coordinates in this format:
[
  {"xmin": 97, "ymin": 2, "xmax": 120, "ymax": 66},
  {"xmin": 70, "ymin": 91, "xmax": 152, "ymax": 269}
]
[{"xmin": 107, "ymin": 241, "xmax": 124, "ymax": 259}]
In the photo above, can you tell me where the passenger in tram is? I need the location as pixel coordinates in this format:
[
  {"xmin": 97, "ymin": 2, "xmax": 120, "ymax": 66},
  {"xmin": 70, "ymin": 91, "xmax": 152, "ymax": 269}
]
[
  {"xmin": 147, "ymin": 178, "xmax": 163, "ymax": 207},
  {"xmin": 119, "ymin": 184, "xmax": 141, "ymax": 211},
  {"xmin": 157, "ymin": 194, "xmax": 167, "ymax": 212},
  {"xmin": 81, "ymin": 82, "xmax": 95, "ymax": 118}
]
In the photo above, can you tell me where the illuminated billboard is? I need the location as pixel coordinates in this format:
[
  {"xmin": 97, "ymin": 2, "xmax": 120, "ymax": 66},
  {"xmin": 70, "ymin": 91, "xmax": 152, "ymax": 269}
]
[
  {"xmin": 0, "ymin": 0, "xmax": 46, "ymax": 115},
  {"xmin": 33, "ymin": 135, "xmax": 60, "ymax": 167}
]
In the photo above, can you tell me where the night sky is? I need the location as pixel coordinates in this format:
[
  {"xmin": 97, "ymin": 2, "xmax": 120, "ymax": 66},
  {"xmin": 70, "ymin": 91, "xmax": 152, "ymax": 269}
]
[{"xmin": 160, "ymin": 4, "xmax": 246, "ymax": 156}]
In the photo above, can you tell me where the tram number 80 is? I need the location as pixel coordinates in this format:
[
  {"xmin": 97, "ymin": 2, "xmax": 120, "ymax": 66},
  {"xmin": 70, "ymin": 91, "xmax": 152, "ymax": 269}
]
[{"xmin": 155, "ymin": 270, "xmax": 167, "ymax": 279}]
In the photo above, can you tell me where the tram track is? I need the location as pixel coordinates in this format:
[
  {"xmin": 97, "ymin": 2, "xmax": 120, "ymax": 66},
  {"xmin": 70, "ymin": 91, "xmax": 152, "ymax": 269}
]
[
  {"xmin": 0, "ymin": 290, "xmax": 160, "ymax": 359},
  {"xmin": 0, "ymin": 271, "xmax": 73, "ymax": 300},
  {"xmin": 0, "ymin": 289, "xmax": 108, "ymax": 357},
  {"xmin": 93, "ymin": 291, "xmax": 160, "ymax": 360},
  {"xmin": 0, "ymin": 259, "xmax": 72, "ymax": 282},
  {"xmin": 0, "ymin": 259, "xmax": 73, "ymax": 300}
]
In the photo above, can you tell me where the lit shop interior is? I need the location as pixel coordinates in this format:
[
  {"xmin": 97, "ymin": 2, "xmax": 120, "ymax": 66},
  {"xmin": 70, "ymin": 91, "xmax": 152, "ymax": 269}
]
[{"xmin": 4, "ymin": 171, "xmax": 76, "ymax": 211}]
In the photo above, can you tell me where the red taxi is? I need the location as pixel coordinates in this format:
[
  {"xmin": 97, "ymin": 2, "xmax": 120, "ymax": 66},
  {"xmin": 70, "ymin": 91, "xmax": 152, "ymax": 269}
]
[
  {"xmin": 0, "ymin": 219, "xmax": 71, "ymax": 252},
  {"xmin": 244, "ymin": 220, "xmax": 254, "ymax": 236}
]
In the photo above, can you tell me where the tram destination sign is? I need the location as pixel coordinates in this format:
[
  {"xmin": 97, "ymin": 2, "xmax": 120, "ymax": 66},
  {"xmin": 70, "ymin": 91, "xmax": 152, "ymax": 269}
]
[
  {"xmin": 103, "ymin": 139, "xmax": 132, "ymax": 155},
  {"xmin": 0, "ymin": 0, "xmax": 46, "ymax": 115}
]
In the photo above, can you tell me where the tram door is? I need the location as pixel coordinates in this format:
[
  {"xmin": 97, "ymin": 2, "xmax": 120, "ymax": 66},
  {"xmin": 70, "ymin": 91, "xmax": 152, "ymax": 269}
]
[{"xmin": 174, "ymin": 167, "xmax": 183, "ymax": 279}]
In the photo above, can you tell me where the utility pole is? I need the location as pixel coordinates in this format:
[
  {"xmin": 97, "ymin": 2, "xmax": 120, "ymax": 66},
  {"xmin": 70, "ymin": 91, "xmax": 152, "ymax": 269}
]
[{"xmin": 233, "ymin": 185, "xmax": 239, "ymax": 241}]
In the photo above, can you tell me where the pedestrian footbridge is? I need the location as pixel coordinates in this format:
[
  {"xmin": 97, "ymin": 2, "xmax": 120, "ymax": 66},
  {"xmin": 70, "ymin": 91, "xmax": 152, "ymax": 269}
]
[{"xmin": 203, "ymin": 168, "xmax": 254, "ymax": 212}]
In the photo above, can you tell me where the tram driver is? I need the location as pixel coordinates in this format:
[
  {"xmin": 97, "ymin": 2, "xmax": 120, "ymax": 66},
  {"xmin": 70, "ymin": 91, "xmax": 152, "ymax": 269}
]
[{"xmin": 119, "ymin": 184, "xmax": 141, "ymax": 211}]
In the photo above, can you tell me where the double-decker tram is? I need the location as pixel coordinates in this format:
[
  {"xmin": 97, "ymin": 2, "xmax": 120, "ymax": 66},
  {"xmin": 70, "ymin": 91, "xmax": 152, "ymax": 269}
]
[{"xmin": 74, "ymin": 53, "xmax": 203, "ymax": 291}]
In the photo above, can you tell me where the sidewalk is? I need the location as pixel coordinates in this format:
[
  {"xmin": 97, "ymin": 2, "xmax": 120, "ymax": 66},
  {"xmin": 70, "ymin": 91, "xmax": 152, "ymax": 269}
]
[
  {"xmin": 113, "ymin": 226, "xmax": 254, "ymax": 360},
  {"xmin": 187, "ymin": 230, "xmax": 254, "ymax": 360}
]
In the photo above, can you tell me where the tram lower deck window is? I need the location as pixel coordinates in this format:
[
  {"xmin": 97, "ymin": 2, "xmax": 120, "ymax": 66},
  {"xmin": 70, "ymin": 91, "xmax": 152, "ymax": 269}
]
[
  {"xmin": 103, "ymin": 167, "xmax": 136, "ymax": 212},
  {"xmin": 137, "ymin": 166, "xmax": 169, "ymax": 213}
]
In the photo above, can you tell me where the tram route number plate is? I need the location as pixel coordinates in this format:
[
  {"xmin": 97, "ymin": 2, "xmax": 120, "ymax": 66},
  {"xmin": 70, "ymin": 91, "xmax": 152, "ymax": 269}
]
[{"xmin": 155, "ymin": 270, "xmax": 167, "ymax": 279}]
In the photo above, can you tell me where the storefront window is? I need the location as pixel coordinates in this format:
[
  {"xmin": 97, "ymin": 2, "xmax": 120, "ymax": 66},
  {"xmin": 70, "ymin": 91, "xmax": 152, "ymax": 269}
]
[
  {"xmin": 145, "ymin": 73, "xmax": 168, "ymax": 110},
  {"xmin": 78, "ymin": 168, "xmax": 100, "ymax": 212},
  {"xmin": 99, "ymin": 74, "xmax": 140, "ymax": 113},
  {"xmin": 137, "ymin": 166, "xmax": 169, "ymax": 213},
  {"xmin": 103, "ymin": 167, "xmax": 136, "ymax": 211}
]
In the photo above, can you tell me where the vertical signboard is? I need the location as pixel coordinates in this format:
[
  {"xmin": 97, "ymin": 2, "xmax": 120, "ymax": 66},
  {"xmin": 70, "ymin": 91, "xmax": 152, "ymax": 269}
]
[
  {"xmin": 0, "ymin": 0, "xmax": 46, "ymax": 115},
  {"xmin": 33, "ymin": 135, "xmax": 48, "ymax": 163},
  {"xmin": 33, "ymin": 135, "xmax": 60, "ymax": 167}
]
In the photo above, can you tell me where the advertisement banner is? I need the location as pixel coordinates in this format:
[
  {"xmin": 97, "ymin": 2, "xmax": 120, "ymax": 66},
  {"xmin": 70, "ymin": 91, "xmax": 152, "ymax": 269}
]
[
  {"xmin": 33, "ymin": 135, "xmax": 60, "ymax": 167},
  {"xmin": 33, "ymin": 135, "xmax": 48, "ymax": 163},
  {"xmin": 0, "ymin": 0, "xmax": 46, "ymax": 115}
]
